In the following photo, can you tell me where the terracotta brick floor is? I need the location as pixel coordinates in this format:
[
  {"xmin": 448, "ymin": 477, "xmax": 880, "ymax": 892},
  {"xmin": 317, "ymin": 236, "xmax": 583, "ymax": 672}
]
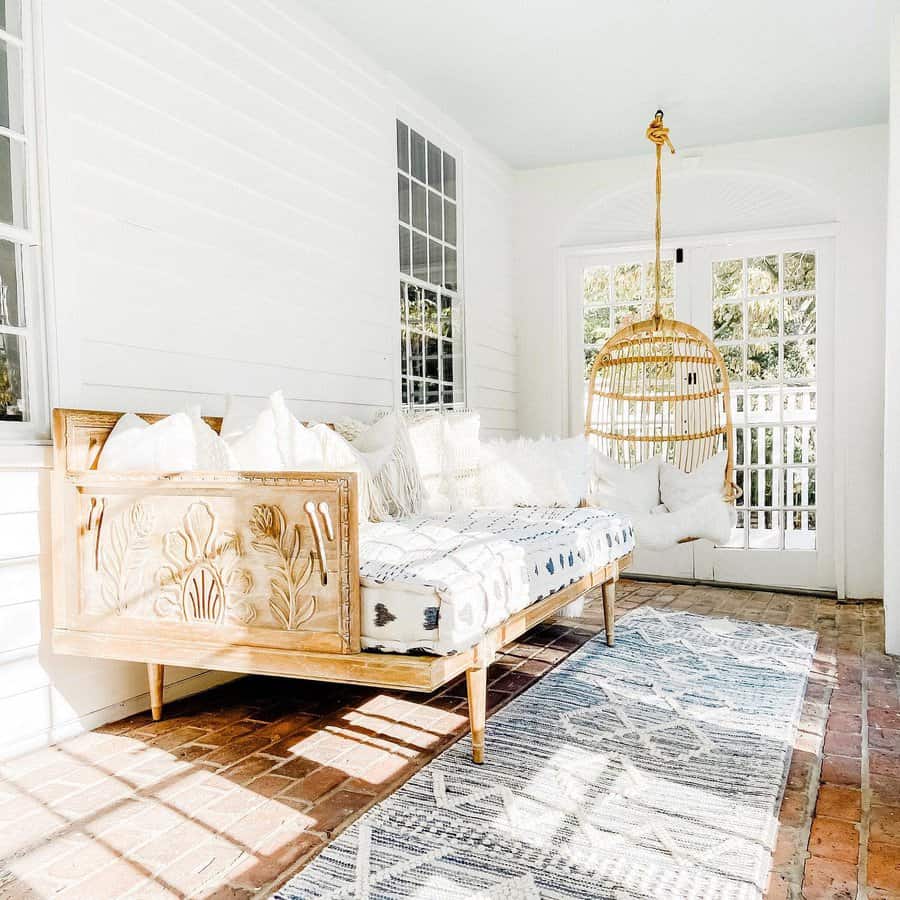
[{"xmin": 0, "ymin": 580, "xmax": 897, "ymax": 899}]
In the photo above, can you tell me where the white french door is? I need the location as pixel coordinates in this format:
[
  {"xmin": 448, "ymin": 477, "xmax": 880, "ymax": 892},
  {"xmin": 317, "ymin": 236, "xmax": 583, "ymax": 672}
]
[{"xmin": 566, "ymin": 230, "xmax": 836, "ymax": 591}]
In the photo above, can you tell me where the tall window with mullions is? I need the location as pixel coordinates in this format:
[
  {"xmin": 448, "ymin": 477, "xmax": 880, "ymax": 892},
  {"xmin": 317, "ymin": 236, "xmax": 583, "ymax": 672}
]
[
  {"xmin": 0, "ymin": 0, "xmax": 46, "ymax": 438},
  {"xmin": 396, "ymin": 119, "xmax": 464, "ymax": 410}
]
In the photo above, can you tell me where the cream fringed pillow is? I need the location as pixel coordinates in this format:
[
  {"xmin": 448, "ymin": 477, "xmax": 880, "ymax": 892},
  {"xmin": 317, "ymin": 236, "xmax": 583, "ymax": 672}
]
[{"xmin": 336, "ymin": 412, "xmax": 424, "ymax": 519}]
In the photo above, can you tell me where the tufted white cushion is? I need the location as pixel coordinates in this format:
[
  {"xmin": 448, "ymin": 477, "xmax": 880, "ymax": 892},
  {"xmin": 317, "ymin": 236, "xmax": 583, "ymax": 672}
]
[{"xmin": 359, "ymin": 506, "xmax": 634, "ymax": 654}]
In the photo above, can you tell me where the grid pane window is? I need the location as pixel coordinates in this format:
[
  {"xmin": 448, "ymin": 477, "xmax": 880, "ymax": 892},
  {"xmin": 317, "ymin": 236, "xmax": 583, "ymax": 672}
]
[
  {"xmin": 0, "ymin": 0, "xmax": 38, "ymax": 427},
  {"xmin": 712, "ymin": 251, "xmax": 818, "ymax": 550},
  {"xmin": 397, "ymin": 120, "xmax": 463, "ymax": 410}
]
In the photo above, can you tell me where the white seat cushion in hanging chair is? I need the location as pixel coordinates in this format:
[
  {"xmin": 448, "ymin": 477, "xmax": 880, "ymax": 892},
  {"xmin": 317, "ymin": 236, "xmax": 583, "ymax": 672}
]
[
  {"xmin": 588, "ymin": 448, "xmax": 735, "ymax": 551},
  {"xmin": 630, "ymin": 493, "xmax": 736, "ymax": 551}
]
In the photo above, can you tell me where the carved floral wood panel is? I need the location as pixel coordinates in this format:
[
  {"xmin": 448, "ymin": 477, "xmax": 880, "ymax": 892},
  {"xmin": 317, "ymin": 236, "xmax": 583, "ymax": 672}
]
[{"xmin": 79, "ymin": 490, "xmax": 346, "ymax": 640}]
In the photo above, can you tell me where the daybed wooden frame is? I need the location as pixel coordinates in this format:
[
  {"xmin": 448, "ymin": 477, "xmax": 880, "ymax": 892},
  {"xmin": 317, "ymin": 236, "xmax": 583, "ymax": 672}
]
[{"xmin": 50, "ymin": 408, "xmax": 630, "ymax": 763}]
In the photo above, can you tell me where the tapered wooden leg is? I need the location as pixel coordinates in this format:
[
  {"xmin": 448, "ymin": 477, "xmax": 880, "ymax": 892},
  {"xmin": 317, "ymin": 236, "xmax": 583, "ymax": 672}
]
[
  {"xmin": 601, "ymin": 579, "xmax": 616, "ymax": 647},
  {"xmin": 148, "ymin": 663, "xmax": 164, "ymax": 721},
  {"xmin": 466, "ymin": 665, "xmax": 487, "ymax": 764}
]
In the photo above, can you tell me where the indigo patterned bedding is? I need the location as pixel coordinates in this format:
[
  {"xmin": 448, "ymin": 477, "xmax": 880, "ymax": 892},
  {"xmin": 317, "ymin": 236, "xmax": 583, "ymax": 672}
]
[{"xmin": 359, "ymin": 507, "xmax": 634, "ymax": 655}]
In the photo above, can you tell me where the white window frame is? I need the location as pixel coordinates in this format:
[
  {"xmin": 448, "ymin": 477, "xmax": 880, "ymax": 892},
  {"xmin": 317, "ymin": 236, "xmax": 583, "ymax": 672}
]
[
  {"xmin": 0, "ymin": 0, "xmax": 49, "ymax": 444},
  {"xmin": 395, "ymin": 114, "xmax": 466, "ymax": 411}
]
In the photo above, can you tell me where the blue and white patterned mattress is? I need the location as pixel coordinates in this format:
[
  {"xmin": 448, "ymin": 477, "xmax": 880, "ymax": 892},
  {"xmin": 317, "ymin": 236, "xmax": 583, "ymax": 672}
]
[{"xmin": 359, "ymin": 507, "xmax": 634, "ymax": 655}]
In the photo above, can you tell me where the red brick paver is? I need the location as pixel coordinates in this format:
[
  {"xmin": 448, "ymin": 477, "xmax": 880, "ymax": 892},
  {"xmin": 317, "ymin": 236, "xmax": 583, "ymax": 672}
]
[{"xmin": 0, "ymin": 581, "xmax": 895, "ymax": 898}]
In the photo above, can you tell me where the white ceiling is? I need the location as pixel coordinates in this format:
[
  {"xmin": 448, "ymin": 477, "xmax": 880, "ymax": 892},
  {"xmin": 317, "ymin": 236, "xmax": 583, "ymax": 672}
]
[{"xmin": 303, "ymin": 0, "xmax": 893, "ymax": 169}]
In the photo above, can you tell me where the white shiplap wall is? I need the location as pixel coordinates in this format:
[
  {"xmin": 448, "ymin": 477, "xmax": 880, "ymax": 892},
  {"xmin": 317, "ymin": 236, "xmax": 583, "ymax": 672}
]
[{"xmin": 0, "ymin": 0, "xmax": 517, "ymax": 758}]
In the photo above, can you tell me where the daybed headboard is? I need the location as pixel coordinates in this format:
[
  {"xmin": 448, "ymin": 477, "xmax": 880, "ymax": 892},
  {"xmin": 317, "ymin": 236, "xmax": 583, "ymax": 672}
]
[{"xmin": 51, "ymin": 408, "xmax": 361, "ymax": 659}]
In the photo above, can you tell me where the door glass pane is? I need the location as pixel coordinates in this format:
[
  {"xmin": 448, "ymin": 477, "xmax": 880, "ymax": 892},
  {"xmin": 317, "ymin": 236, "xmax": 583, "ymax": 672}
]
[
  {"xmin": 614, "ymin": 263, "xmax": 641, "ymax": 301},
  {"xmin": 712, "ymin": 248, "xmax": 818, "ymax": 551},
  {"xmin": 584, "ymin": 266, "xmax": 610, "ymax": 304},
  {"xmin": 747, "ymin": 256, "xmax": 779, "ymax": 295},
  {"xmin": 713, "ymin": 259, "xmax": 742, "ymax": 299},
  {"xmin": 747, "ymin": 297, "xmax": 778, "ymax": 338},
  {"xmin": 645, "ymin": 259, "xmax": 674, "ymax": 298},
  {"xmin": 784, "ymin": 295, "xmax": 816, "ymax": 334},
  {"xmin": 713, "ymin": 303, "xmax": 742, "ymax": 341}
]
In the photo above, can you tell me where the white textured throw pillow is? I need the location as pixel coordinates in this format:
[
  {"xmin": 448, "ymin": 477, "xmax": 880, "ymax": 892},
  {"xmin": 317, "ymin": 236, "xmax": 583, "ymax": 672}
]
[
  {"xmin": 406, "ymin": 412, "xmax": 449, "ymax": 513},
  {"xmin": 220, "ymin": 392, "xmax": 376, "ymax": 520},
  {"xmin": 220, "ymin": 393, "xmax": 284, "ymax": 470},
  {"xmin": 270, "ymin": 392, "xmax": 322, "ymax": 466},
  {"xmin": 659, "ymin": 450, "xmax": 727, "ymax": 512},
  {"xmin": 631, "ymin": 492, "xmax": 735, "ymax": 550},
  {"xmin": 187, "ymin": 406, "xmax": 233, "ymax": 470},
  {"xmin": 590, "ymin": 451, "xmax": 661, "ymax": 516},
  {"xmin": 442, "ymin": 411, "xmax": 482, "ymax": 510},
  {"xmin": 479, "ymin": 435, "xmax": 591, "ymax": 508},
  {"xmin": 98, "ymin": 412, "xmax": 197, "ymax": 472}
]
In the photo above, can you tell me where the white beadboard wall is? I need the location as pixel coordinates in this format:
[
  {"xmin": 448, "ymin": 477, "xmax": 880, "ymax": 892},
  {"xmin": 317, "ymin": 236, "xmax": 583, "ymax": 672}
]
[{"xmin": 0, "ymin": 0, "xmax": 517, "ymax": 758}]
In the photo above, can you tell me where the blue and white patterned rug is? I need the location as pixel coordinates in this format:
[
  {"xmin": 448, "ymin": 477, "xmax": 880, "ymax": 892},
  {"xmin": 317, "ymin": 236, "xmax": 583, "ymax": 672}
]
[{"xmin": 275, "ymin": 607, "xmax": 816, "ymax": 899}]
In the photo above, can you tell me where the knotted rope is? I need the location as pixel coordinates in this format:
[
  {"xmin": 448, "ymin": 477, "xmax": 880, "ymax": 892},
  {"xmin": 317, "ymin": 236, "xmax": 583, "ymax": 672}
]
[{"xmin": 646, "ymin": 110, "xmax": 675, "ymax": 323}]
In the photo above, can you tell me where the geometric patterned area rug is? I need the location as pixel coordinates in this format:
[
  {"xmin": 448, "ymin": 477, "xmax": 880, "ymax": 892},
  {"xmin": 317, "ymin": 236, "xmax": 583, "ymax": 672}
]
[{"xmin": 275, "ymin": 608, "xmax": 817, "ymax": 900}]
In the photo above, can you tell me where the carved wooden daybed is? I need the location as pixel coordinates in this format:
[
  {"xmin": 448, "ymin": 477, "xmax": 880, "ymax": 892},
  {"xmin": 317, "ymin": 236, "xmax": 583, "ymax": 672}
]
[{"xmin": 50, "ymin": 408, "xmax": 631, "ymax": 763}]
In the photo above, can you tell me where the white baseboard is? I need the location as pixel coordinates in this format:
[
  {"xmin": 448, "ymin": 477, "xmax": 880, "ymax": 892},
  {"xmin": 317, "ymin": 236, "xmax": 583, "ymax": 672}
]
[{"xmin": 0, "ymin": 669, "xmax": 241, "ymax": 763}]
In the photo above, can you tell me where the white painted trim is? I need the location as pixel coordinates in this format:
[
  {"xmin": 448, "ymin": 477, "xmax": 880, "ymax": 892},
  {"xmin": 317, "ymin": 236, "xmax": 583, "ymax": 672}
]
[
  {"xmin": 0, "ymin": 440, "xmax": 51, "ymax": 467},
  {"xmin": 0, "ymin": 669, "xmax": 241, "ymax": 762},
  {"xmin": 558, "ymin": 222, "xmax": 839, "ymax": 258}
]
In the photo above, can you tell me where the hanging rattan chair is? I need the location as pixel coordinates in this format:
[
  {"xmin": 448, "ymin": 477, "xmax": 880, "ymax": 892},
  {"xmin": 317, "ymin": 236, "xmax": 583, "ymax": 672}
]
[{"xmin": 584, "ymin": 112, "xmax": 738, "ymax": 514}]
